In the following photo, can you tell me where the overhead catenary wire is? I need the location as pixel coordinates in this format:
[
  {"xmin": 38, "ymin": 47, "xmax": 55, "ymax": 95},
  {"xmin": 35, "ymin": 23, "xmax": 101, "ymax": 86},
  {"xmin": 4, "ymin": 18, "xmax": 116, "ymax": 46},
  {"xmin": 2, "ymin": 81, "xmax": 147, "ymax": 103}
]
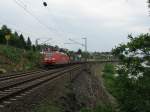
[
  {"xmin": 39, "ymin": 0, "xmax": 71, "ymax": 39},
  {"xmin": 15, "ymin": 0, "xmax": 73, "ymax": 38},
  {"xmin": 12, "ymin": 0, "xmax": 72, "ymax": 46},
  {"xmin": 41, "ymin": 0, "xmax": 88, "ymax": 49},
  {"xmin": 15, "ymin": 1, "xmax": 79, "ymax": 39},
  {"xmin": 0, "ymin": 0, "xmax": 49, "ymax": 39},
  {"xmin": 11, "ymin": 0, "xmax": 65, "ymax": 45},
  {"xmin": 69, "ymin": 38, "xmax": 84, "ymax": 47},
  {"xmin": 15, "ymin": 0, "xmax": 27, "ymax": 8},
  {"xmin": 0, "ymin": 18, "xmax": 54, "ymax": 47},
  {"xmin": 11, "ymin": 0, "xmax": 81, "ymax": 47},
  {"xmin": 42, "ymin": 1, "xmax": 64, "ymax": 32},
  {"xmin": 12, "ymin": 0, "xmax": 58, "ymax": 34},
  {"xmin": 41, "ymin": 0, "xmax": 81, "ymax": 45}
]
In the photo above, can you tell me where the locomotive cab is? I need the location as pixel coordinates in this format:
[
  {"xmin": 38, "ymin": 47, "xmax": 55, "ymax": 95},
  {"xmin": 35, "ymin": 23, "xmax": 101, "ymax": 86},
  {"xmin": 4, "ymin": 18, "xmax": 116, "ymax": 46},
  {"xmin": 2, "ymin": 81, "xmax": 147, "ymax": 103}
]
[
  {"xmin": 43, "ymin": 52, "xmax": 56, "ymax": 64},
  {"xmin": 42, "ymin": 51, "xmax": 70, "ymax": 65}
]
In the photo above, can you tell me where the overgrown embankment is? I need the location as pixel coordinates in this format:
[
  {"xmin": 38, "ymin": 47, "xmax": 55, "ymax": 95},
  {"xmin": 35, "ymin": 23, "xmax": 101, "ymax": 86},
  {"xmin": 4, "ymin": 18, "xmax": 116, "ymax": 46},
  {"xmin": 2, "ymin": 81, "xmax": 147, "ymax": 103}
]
[
  {"xmin": 0, "ymin": 45, "xmax": 41, "ymax": 74},
  {"xmin": 71, "ymin": 63, "xmax": 116, "ymax": 112},
  {"xmin": 33, "ymin": 63, "xmax": 117, "ymax": 112}
]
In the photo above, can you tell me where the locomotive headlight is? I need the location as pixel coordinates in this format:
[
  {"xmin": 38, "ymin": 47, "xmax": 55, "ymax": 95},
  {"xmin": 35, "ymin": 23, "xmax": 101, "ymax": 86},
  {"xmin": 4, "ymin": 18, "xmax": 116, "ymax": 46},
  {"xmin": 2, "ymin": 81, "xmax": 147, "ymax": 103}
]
[
  {"xmin": 44, "ymin": 58, "xmax": 48, "ymax": 60},
  {"xmin": 52, "ymin": 58, "xmax": 56, "ymax": 60}
]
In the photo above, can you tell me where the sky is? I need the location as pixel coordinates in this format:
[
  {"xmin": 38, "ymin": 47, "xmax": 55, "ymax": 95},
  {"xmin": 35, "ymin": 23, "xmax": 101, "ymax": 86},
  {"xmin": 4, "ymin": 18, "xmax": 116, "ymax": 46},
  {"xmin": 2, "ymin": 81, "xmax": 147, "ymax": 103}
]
[{"xmin": 0, "ymin": 0, "xmax": 149, "ymax": 52}]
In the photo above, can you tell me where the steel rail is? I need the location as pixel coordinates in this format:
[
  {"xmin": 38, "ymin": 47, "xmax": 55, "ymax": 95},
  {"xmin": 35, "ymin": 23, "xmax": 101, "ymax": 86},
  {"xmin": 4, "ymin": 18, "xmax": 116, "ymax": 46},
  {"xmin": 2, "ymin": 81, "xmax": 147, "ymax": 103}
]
[
  {"xmin": 0, "ymin": 66, "xmax": 77, "ymax": 91},
  {"xmin": 0, "ymin": 69, "xmax": 47, "ymax": 81},
  {"xmin": 0, "ymin": 63, "xmax": 80, "ymax": 81},
  {"xmin": 0, "ymin": 65, "xmax": 82, "ymax": 104}
]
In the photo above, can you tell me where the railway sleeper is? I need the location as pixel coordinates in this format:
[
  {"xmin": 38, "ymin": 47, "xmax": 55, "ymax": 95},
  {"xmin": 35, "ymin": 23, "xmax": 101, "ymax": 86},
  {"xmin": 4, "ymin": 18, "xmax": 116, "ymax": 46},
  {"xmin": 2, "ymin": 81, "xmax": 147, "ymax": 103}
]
[{"xmin": 0, "ymin": 65, "xmax": 83, "ymax": 108}]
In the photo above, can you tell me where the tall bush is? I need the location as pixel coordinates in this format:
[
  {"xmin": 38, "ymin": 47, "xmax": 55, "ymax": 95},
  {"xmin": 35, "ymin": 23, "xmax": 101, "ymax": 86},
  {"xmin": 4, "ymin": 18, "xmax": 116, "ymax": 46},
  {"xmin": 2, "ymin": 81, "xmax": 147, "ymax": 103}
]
[{"xmin": 112, "ymin": 34, "xmax": 150, "ymax": 112}]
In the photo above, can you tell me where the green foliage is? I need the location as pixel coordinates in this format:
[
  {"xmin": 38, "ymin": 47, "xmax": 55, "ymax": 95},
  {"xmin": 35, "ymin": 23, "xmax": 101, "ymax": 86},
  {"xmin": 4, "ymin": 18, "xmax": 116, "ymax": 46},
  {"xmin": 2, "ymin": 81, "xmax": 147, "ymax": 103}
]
[
  {"xmin": 0, "ymin": 25, "xmax": 11, "ymax": 44},
  {"xmin": 111, "ymin": 34, "xmax": 150, "ymax": 112},
  {"xmin": 80, "ymin": 104, "xmax": 113, "ymax": 112},
  {"xmin": 103, "ymin": 64, "xmax": 115, "ymax": 74},
  {"xmin": 0, "ymin": 25, "xmax": 33, "ymax": 50},
  {"xmin": 0, "ymin": 45, "xmax": 21, "ymax": 62},
  {"xmin": 33, "ymin": 103, "xmax": 60, "ymax": 112},
  {"xmin": 25, "ymin": 51, "xmax": 41, "ymax": 65},
  {"xmin": 0, "ymin": 45, "xmax": 41, "ymax": 71},
  {"xmin": 26, "ymin": 37, "xmax": 32, "ymax": 50},
  {"xmin": 102, "ymin": 64, "xmax": 118, "ymax": 98},
  {"xmin": 18, "ymin": 34, "xmax": 26, "ymax": 49}
]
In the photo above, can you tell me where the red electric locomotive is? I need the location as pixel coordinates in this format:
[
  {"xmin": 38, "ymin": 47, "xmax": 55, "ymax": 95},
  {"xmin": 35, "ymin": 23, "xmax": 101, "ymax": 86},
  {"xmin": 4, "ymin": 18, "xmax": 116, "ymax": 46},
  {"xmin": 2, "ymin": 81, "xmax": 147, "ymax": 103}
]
[{"xmin": 42, "ymin": 51, "xmax": 70, "ymax": 65}]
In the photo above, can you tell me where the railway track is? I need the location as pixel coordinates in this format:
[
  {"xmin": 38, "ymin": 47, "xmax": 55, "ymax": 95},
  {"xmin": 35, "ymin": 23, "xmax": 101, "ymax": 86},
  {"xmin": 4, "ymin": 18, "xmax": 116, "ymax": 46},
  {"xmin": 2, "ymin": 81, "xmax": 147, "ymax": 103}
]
[
  {"xmin": 0, "ymin": 69, "xmax": 47, "ymax": 81},
  {"xmin": 0, "ymin": 64, "xmax": 83, "ymax": 108},
  {"xmin": 0, "ymin": 63, "xmax": 81, "ymax": 81}
]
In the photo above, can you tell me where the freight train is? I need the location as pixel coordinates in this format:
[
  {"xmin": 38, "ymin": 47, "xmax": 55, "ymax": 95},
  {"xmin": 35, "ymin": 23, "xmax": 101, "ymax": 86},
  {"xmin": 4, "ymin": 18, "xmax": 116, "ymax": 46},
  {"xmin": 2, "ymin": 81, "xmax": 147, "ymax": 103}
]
[
  {"xmin": 41, "ymin": 49, "xmax": 82, "ymax": 66},
  {"xmin": 42, "ymin": 51, "xmax": 70, "ymax": 65}
]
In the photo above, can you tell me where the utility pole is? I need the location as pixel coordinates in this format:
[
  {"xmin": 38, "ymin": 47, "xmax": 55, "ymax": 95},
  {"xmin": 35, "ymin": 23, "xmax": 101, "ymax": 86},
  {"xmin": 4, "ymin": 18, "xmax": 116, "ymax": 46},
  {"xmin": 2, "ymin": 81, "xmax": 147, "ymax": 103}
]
[
  {"xmin": 67, "ymin": 37, "xmax": 87, "ymax": 52},
  {"xmin": 82, "ymin": 37, "xmax": 87, "ymax": 52},
  {"xmin": 66, "ymin": 37, "xmax": 88, "ymax": 61},
  {"xmin": 82, "ymin": 37, "xmax": 87, "ymax": 61},
  {"xmin": 35, "ymin": 38, "xmax": 40, "ymax": 46}
]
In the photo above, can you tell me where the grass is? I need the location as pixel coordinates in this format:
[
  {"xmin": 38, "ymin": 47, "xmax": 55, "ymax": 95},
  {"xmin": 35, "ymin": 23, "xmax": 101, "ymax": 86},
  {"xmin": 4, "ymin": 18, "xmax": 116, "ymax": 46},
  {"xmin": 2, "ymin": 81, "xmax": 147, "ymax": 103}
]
[
  {"xmin": 79, "ymin": 64, "xmax": 117, "ymax": 112},
  {"xmin": 0, "ymin": 45, "xmax": 22, "ymax": 62},
  {"xmin": 33, "ymin": 102, "xmax": 61, "ymax": 112},
  {"xmin": 102, "ymin": 64, "xmax": 117, "ymax": 96},
  {"xmin": 80, "ymin": 103, "xmax": 113, "ymax": 112},
  {"xmin": 0, "ymin": 44, "xmax": 41, "ymax": 73}
]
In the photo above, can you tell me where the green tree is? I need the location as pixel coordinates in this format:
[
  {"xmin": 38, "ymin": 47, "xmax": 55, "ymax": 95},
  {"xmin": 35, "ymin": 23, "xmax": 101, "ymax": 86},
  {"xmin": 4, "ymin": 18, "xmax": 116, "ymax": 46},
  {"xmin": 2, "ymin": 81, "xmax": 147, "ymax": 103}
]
[
  {"xmin": 0, "ymin": 25, "xmax": 11, "ymax": 44},
  {"xmin": 0, "ymin": 25, "xmax": 33, "ymax": 50},
  {"xmin": 77, "ymin": 49, "xmax": 82, "ymax": 54},
  {"xmin": 112, "ymin": 34, "xmax": 150, "ymax": 112},
  {"xmin": 1, "ymin": 25, "xmax": 11, "ymax": 34},
  {"xmin": 19, "ymin": 34, "xmax": 26, "ymax": 49},
  {"xmin": 26, "ymin": 37, "xmax": 32, "ymax": 50},
  {"xmin": 9, "ymin": 32, "xmax": 19, "ymax": 47},
  {"xmin": 32, "ymin": 45, "xmax": 36, "ymax": 51}
]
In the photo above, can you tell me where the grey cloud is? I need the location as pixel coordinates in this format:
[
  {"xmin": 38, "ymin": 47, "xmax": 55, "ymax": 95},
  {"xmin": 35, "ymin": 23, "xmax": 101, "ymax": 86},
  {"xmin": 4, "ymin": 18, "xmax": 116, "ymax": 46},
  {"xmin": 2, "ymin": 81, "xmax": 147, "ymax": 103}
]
[{"xmin": 0, "ymin": 0, "xmax": 149, "ymax": 51}]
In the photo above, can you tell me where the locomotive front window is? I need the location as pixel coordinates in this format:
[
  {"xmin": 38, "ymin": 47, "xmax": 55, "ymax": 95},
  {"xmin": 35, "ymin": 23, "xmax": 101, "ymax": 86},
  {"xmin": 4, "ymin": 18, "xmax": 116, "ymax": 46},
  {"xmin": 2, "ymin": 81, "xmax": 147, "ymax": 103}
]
[{"xmin": 45, "ymin": 53, "xmax": 52, "ymax": 57}]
